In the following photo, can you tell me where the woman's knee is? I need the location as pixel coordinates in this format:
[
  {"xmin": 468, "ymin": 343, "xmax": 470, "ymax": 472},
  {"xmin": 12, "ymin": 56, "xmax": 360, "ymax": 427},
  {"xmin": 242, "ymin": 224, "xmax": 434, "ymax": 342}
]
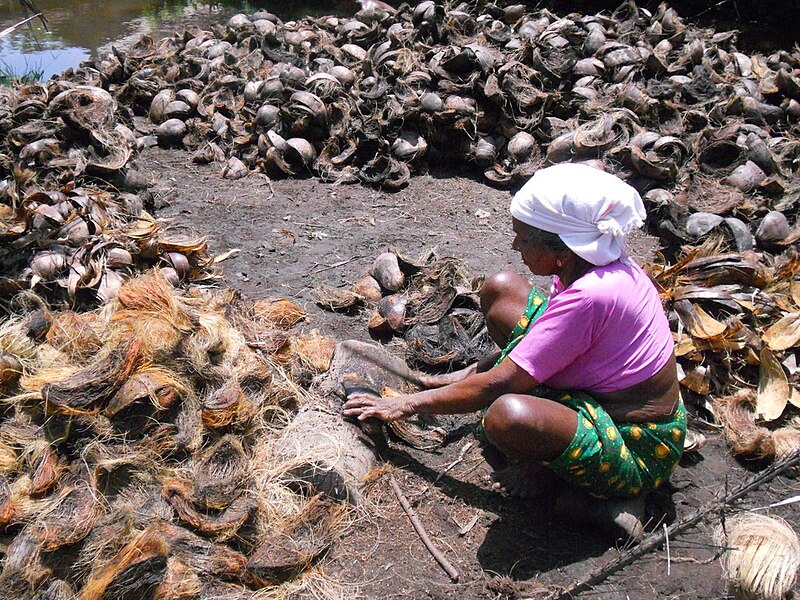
[
  {"xmin": 480, "ymin": 271, "xmax": 528, "ymax": 313},
  {"xmin": 484, "ymin": 394, "xmax": 539, "ymax": 444}
]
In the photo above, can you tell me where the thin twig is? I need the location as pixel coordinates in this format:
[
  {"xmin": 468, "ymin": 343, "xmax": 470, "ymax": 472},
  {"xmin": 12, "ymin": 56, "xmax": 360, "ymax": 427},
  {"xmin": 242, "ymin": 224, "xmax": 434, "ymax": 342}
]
[
  {"xmin": 664, "ymin": 523, "xmax": 671, "ymax": 576},
  {"xmin": 0, "ymin": 13, "xmax": 43, "ymax": 38},
  {"xmin": 550, "ymin": 449, "xmax": 800, "ymax": 600},
  {"xmin": 310, "ymin": 255, "xmax": 368, "ymax": 275},
  {"xmin": 434, "ymin": 441, "xmax": 473, "ymax": 483},
  {"xmin": 390, "ymin": 475, "xmax": 460, "ymax": 582}
]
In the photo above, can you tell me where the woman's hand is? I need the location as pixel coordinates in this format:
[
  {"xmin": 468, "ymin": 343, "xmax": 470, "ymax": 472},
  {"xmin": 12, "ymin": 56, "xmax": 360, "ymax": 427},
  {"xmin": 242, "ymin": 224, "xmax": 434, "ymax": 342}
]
[{"xmin": 342, "ymin": 392, "xmax": 414, "ymax": 422}]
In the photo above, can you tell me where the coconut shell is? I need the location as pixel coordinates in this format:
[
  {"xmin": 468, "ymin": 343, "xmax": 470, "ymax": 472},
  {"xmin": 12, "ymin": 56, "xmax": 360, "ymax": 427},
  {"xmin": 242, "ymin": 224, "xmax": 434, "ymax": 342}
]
[
  {"xmin": 352, "ymin": 274, "xmax": 383, "ymax": 303},
  {"xmin": 201, "ymin": 380, "xmax": 247, "ymax": 429},
  {"xmin": 755, "ymin": 211, "xmax": 790, "ymax": 244},
  {"xmin": 370, "ymin": 252, "xmax": 404, "ymax": 292},
  {"xmin": 377, "ymin": 294, "xmax": 408, "ymax": 332}
]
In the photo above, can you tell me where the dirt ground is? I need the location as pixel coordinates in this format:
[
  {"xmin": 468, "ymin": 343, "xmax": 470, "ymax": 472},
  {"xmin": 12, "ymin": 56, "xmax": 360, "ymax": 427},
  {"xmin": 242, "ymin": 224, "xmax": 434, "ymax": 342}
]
[{"xmin": 139, "ymin": 146, "xmax": 799, "ymax": 599}]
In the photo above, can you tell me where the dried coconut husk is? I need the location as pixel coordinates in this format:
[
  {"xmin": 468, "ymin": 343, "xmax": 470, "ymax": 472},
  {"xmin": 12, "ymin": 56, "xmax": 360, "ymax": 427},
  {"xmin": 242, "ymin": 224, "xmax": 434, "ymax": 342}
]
[
  {"xmin": 43, "ymin": 311, "xmax": 102, "ymax": 361},
  {"xmin": 313, "ymin": 283, "xmax": 363, "ymax": 311},
  {"xmin": 26, "ymin": 442, "xmax": 66, "ymax": 496},
  {"xmin": 104, "ymin": 366, "xmax": 189, "ymax": 418},
  {"xmin": 0, "ymin": 352, "xmax": 23, "ymax": 395},
  {"xmin": 0, "ymin": 315, "xmax": 39, "ymax": 362},
  {"xmin": 245, "ymin": 492, "xmax": 343, "ymax": 587},
  {"xmin": 251, "ymin": 297, "xmax": 306, "ymax": 329},
  {"xmin": 290, "ymin": 332, "xmax": 336, "ymax": 375},
  {"xmin": 30, "ymin": 466, "xmax": 103, "ymax": 551},
  {"xmin": 201, "ymin": 379, "xmax": 255, "ymax": 430},
  {"xmin": 162, "ymin": 478, "xmax": 256, "ymax": 541},
  {"xmin": 713, "ymin": 390, "xmax": 800, "ymax": 462},
  {"xmin": 82, "ymin": 518, "xmax": 249, "ymax": 589},
  {"xmin": 181, "ymin": 313, "xmax": 247, "ymax": 377},
  {"xmin": 33, "ymin": 579, "xmax": 74, "ymax": 599},
  {"xmin": 405, "ymin": 309, "xmax": 496, "ymax": 369},
  {"xmin": 193, "ymin": 435, "xmax": 250, "ymax": 510},
  {"xmin": 0, "ymin": 473, "xmax": 16, "ymax": 526},
  {"xmin": 1, "ymin": 529, "xmax": 50, "ymax": 590},
  {"xmin": 108, "ymin": 272, "xmax": 194, "ymax": 360},
  {"xmin": 42, "ymin": 339, "xmax": 143, "ymax": 416},
  {"xmin": 156, "ymin": 557, "xmax": 201, "ymax": 599},
  {"xmin": 0, "ymin": 440, "xmax": 18, "ymax": 474},
  {"xmin": 714, "ymin": 513, "xmax": 800, "ymax": 600},
  {"xmin": 382, "ymin": 387, "xmax": 446, "ymax": 450},
  {"xmin": 80, "ymin": 525, "xmax": 170, "ymax": 600}
]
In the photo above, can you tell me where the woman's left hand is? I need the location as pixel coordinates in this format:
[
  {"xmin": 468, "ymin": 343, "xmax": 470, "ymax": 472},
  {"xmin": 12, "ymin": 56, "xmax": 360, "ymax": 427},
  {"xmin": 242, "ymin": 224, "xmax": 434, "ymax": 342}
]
[{"xmin": 342, "ymin": 392, "xmax": 413, "ymax": 422}]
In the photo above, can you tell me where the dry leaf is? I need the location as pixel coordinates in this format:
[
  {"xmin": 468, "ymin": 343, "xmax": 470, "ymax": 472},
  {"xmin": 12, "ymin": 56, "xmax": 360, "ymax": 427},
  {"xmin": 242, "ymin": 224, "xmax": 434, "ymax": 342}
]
[
  {"xmin": 674, "ymin": 301, "xmax": 727, "ymax": 339},
  {"xmin": 681, "ymin": 365, "xmax": 711, "ymax": 395},
  {"xmin": 755, "ymin": 347, "xmax": 790, "ymax": 422},
  {"xmin": 763, "ymin": 312, "xmax": 800, "ymax": 351},
  {"xmin": 791, "ymin": 280, "xmax": 800, "ymax": 307}
]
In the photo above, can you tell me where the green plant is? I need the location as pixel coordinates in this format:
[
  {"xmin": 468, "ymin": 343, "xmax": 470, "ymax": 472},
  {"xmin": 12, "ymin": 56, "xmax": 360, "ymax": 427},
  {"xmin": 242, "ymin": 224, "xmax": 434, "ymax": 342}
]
[{"xmin": 0, "ymin": 60, "xmax": 43, "ymax": 86}]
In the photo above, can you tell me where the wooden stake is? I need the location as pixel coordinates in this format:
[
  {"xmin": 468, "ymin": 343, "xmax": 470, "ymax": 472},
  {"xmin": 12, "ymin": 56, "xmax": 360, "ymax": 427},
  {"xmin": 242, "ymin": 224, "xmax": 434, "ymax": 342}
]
[{"xmin": 390, "ymin": 475, "xmax": 460, "ymax": 582}]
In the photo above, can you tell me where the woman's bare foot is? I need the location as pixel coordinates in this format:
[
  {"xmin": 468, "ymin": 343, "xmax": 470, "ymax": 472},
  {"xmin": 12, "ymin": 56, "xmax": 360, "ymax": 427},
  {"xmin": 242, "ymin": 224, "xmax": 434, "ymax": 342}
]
[
  {"xmin": 555, "ymin": 487, "xmax": 646, "ymax": 541},
  {"xmin": 489, "ymin": 462, "xmax": 558, "ymax": 498}
]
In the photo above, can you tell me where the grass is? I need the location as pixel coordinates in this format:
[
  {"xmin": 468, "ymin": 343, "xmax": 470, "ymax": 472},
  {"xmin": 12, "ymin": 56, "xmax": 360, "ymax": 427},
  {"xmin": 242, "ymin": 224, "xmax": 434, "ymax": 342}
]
[{"xmin": 0, "ymin": 60, "xmax": 43, "ymax": 87}]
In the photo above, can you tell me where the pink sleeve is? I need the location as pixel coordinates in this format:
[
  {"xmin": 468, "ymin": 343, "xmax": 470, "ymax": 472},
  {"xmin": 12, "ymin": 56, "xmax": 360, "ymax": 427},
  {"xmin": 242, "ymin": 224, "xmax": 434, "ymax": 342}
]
[{"xmin": 508, "ymin": 288, "xmax": 596, "ymax": 383}]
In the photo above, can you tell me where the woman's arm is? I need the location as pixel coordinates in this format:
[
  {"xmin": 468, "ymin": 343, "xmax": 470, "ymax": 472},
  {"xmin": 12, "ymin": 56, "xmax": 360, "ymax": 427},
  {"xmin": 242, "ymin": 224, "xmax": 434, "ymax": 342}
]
[
  {"xmin": 414, "ymin": 351, "xmax": 502, "ymax": 388},
  {"xmin": 342, "ymin": 358, "xmax": 539, "ymax": 422}
]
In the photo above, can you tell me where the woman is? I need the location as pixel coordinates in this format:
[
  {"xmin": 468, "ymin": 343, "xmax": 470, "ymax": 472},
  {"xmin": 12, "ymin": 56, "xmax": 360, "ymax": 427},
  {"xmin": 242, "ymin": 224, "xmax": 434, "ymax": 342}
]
[{"xmin": 343, "ymin": 163, "xmax": 686, "ymax": 539}]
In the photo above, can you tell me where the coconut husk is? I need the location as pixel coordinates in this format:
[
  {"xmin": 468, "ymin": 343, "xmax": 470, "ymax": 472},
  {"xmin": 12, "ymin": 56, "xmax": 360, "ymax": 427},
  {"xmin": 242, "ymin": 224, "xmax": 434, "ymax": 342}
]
[
  {"xmin": 162, "ymin": 478, "xmax": 256, "ymax": 541},
  {"xmin": 28, "ymin": 443, "xmax": 66, "ymax": 496},
  {"xmin": 201, "ymin": 380, "xmax": 254, "ymax": 430},
  {"xmin": 30, "ymin": 468, "xmax": 103, "ymax": 552},
  {"xmin": 193, "ymin": 435, "xmax": 250, "ymax": 510},
  {"xmin": 1, "ymin": 529, "xmax": 50, "ymax": 590},
  {"xmin": 43, "ymin": 311, "xmax": 103, "ymax": 361},
  {"xmin": 181, "ymin": 313, "xmax": 246, "ymax": 376},
  {"xmin": 32, "ymin": 579, "xmax": 75, "ymax": 600},
  {"xmin": 290, "ymin": 333, "xmax": 336, "ymax": 374},
  {"xmin": 313, "ymin": 283, "xmax": 363, "ymax": 311},
  {"xmin": 382, "ymin": 387, "xmax": 446, "ymax": 450},
  {"xmin": 251, "ymin": 298, "xmax": 306, "ymax": 329},
  {"xmin": 714, "ymin": 513, "xmax": 800, "ymax": 600},
  {"xmin": 713, "ymin": 391, "xmax": 800, "ymax": 461},
  {"xmin": 0, "ymin": 473, "xmax": 16, "ymax": 526},
  {"xmin": 80, "ymin": 525, "xmax": 170, "ymax": 600},
  {"xmin": 108, "ymin": 272, "xmax": 194, "ymax": 360},
  {"xmin": 104, "ymin": 367, "xmax": 189, "ymax": 418},
  {"xmin": 41, "ymin": 339, "xmax": 143, "ymax": 416},
  {"xmin": 0, "ymin": 351, "xmax": 23, "ymax": 395},
  {"xmin": 155, "ymin": 557, "xmax": 201, "ymax": 599},
  {"xmin": 245, "ymin": 493, "xmax": 343, "ymax": 587},
  {"xmin": 405, "ymin": 309, "xmax": 496, "ymax": 368}
]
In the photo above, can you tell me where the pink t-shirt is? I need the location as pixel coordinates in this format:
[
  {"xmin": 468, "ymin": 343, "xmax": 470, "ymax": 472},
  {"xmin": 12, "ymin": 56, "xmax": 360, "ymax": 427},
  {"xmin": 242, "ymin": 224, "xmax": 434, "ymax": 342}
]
[{"xmin": 508, "ymin": 259, "xmax": 673, "ymax": 393}]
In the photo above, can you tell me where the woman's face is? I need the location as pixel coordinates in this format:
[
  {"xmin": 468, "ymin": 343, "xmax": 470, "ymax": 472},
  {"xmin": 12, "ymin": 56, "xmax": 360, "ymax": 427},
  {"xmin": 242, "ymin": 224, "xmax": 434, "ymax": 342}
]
[{"xmin": 511, "ymin": 218, "xmax": 561, "ymax": 276}]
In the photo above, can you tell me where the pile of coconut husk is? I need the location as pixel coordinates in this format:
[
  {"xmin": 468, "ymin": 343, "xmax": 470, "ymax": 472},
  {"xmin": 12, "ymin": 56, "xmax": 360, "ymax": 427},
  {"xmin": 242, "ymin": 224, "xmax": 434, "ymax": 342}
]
[
  {"xmin": 0, "ymin": 271, "xmax": 348, "ymax": 598},
  {"xmin": 315, "ymin": 249, "xmax": 495, "ymax": 369}
]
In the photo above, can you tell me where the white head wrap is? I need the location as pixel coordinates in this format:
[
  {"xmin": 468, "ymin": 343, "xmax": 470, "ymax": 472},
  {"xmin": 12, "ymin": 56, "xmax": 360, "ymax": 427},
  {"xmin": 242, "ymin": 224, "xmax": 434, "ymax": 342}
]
[{"xmin": 509, "ymin": 163, "xmax": 646, "ymax": 266}]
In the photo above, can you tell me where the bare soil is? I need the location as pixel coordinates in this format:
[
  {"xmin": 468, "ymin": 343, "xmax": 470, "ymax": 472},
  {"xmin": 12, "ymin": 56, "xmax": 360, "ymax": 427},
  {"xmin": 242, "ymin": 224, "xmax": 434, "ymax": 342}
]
[{"xmin": 140, "ymin": 146, "xmax": 799, "ymax": 599}]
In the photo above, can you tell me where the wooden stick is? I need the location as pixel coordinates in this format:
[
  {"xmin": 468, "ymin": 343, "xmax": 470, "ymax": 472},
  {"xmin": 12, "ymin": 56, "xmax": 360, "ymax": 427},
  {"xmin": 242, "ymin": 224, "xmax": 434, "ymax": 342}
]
[
  {"xmin": 0, "ymin": 13, "xmax": 43, "ymax": 38},
  {"xmin": 550, "ymin": 449, "xmax": 800, "ymax": 599},
  {"xmin": 390, "ymin": 475, "xmax": 460, "ymax": 582}
]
